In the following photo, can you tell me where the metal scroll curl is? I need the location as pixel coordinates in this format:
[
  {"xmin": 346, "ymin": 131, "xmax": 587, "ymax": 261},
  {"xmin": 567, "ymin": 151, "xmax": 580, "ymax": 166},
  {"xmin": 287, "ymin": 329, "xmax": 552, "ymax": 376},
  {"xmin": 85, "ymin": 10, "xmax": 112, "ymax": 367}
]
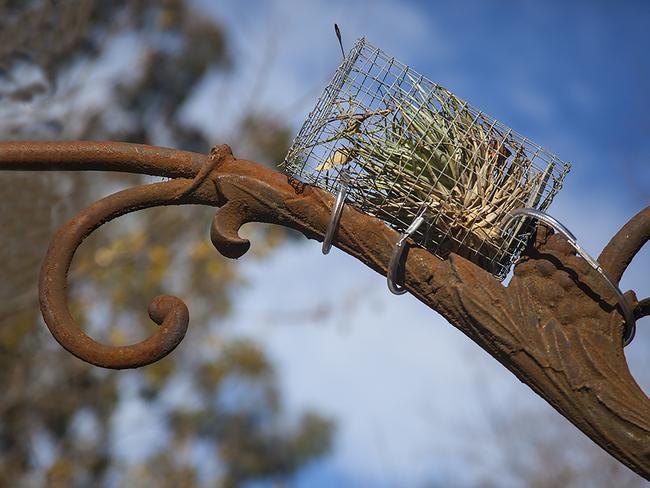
[
  {"xmin": 40, "ymin": 179, "xmax": 195, "ymax": 369},
  {"xmin": 37, "ymin": 146, "xmax": 250, "ymax": 369}
]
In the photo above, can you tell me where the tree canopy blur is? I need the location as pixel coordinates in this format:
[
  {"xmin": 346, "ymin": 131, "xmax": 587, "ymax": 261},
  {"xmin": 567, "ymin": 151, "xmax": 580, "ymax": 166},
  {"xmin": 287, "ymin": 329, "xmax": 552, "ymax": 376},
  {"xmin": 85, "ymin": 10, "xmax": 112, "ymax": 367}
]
[{"xmin": 0, "ymin": 1, "xmax": 332, "ymax": 486}]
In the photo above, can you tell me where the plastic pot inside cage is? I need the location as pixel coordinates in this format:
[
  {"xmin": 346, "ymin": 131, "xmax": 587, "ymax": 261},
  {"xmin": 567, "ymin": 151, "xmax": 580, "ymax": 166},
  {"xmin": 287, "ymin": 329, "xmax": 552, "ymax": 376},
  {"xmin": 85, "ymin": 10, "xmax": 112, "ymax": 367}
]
[{"xmin": 282, "ymin": 38, "xmax": 571, "ymax": 280}]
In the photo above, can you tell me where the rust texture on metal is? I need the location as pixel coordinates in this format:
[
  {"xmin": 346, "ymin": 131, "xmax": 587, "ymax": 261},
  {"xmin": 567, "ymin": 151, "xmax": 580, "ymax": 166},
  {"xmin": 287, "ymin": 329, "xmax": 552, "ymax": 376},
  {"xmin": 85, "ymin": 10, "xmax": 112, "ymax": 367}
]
[{"xmin": 0, "ymin": 140, "xmax": 648, "ymax": 479}]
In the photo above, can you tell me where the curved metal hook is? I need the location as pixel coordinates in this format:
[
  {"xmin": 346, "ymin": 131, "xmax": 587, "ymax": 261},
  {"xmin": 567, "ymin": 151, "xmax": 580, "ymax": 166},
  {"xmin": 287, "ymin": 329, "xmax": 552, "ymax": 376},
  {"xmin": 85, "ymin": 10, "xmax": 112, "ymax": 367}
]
[
  {"xmin": 38, "ymin": 177, "xmax": 216, "ymax": 369},
  {"xmin": 37, "ymin": 145, "xmax": 238, "ymax": 369},
  {"xmin": 387, "ymin": 214, "xmax": 425, "ymax": 295},
  {"xmin": 210, "ymin": 200, "xmax": 253, "ymax": 258},
  {"xmin": 322, "ymin": 181, "xmax": 348, "ymax": 255},
  {"xmin": 504, "ymin": 207, "xmax": 637, "ymax": 346}
]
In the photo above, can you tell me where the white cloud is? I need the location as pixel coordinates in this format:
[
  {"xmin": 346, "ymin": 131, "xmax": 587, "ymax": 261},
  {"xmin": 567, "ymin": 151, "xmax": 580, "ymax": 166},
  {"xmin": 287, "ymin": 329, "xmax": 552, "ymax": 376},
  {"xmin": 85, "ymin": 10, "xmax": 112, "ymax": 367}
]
[
  {"xmin": 224, "ymin": 240, "xmax": 532, "ymax": 485},
  {"xmin": 184, "ymin": 0, "xmax": 446, "ymax": 142},
  {"xmin": 219, "ymin": 188, "xmax": 649, "ymax": 485}
]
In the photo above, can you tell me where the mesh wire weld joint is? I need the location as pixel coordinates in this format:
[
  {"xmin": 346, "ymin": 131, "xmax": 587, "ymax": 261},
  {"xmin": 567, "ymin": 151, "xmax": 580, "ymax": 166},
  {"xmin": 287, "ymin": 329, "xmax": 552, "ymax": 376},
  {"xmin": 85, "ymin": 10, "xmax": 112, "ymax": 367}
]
[{"xmin": 505, "ymin": 208, "xmax": 637, "ymax": 346}]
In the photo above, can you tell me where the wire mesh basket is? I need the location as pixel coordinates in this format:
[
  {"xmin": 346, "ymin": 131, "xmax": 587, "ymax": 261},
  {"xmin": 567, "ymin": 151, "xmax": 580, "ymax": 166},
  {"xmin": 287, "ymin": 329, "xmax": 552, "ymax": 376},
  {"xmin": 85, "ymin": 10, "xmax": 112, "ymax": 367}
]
[{"xmin": 282, "ymin": 38, "xmax": 571, "ymax": 280}]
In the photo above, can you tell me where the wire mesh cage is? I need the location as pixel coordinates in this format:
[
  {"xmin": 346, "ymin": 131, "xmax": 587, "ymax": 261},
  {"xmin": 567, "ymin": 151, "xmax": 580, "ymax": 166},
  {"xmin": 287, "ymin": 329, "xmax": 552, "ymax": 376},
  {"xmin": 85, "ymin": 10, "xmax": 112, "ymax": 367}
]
[{"xmin": 282, "ymin": 38, "xmax": 571, "ymax": 279}]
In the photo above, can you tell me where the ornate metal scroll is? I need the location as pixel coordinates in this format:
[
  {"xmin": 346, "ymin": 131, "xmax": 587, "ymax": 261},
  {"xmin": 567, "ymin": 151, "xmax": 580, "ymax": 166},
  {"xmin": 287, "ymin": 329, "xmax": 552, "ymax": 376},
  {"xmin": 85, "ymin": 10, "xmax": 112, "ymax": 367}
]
[{"xmin": 0, "ymin": 141, "xmax": 648, "ymax": 479}]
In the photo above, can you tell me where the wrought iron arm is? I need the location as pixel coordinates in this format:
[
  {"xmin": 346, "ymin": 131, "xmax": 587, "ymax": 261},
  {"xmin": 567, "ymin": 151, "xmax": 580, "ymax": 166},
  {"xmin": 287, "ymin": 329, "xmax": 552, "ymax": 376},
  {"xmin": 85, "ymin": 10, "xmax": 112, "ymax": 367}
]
[{"xmin": 0, "ymin": 141, "xmax": 648, "ymax": 479}]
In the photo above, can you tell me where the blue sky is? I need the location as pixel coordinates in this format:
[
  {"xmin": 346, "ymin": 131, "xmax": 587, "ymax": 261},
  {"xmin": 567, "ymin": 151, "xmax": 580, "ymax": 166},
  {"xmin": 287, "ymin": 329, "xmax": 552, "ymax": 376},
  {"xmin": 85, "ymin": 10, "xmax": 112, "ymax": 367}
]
[
  {"xmin": 125, "ymin": 1, "xmax": 650, "ymax": 485},
  {"xmin": 189, "ymin": 0, "xmax": 650, "ymax": 202}
]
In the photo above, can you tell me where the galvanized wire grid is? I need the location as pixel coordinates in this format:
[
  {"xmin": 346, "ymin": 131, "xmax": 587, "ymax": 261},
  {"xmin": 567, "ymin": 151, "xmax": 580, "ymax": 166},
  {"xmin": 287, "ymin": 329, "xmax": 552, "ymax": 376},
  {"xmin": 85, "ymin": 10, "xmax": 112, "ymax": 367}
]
[{"xmin": 282, "ymin": 38, "xmax": 571, "ymax": 279}]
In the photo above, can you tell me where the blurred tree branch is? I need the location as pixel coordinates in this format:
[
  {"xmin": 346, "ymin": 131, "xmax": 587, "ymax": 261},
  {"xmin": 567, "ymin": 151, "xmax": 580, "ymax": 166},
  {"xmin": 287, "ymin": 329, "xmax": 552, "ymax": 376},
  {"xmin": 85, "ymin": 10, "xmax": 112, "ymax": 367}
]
[{"xmin": 0, "ymin": 1, "xmax": 332, "ymax": 486}]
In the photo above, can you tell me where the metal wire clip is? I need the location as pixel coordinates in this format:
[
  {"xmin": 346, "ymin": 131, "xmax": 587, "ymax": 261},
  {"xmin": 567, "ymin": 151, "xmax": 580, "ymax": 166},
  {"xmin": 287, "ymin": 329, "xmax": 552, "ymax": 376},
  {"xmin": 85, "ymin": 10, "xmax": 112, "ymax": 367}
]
[
  {"xmin": 505, "ymin": 208, "xmax": 636, "ymax": 346},
  {"xmin": 322, "ymin": 177, "xmax": 349, "ymax": 255},
  {"xmin": 387, "ymin": 211, "xmax": 426, "ymax": 295}
]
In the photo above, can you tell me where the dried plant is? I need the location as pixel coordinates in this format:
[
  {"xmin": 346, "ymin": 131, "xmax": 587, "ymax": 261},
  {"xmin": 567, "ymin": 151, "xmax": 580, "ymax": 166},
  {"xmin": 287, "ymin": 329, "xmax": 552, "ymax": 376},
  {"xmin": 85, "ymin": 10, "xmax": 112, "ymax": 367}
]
[
  {"xmin": 313, "ymin": 77, "xmax": 549, "ymax": 259},
  {"xmin": 283, "ymin": 39, "xmax": 568, "ymax": 278}
]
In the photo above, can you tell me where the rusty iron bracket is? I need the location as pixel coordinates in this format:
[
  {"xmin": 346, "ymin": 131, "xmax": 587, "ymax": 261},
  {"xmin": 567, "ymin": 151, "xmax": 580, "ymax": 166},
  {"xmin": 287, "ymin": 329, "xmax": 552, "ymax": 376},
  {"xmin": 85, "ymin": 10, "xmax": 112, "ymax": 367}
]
[{"xmin": 0, "ymin": 141, "xmax": 648, "ymax": 479}]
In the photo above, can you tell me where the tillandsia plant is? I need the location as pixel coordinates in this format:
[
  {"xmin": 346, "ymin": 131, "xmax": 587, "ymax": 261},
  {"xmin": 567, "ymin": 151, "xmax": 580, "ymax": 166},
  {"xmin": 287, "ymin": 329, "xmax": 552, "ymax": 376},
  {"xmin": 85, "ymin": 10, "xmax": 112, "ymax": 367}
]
[
  {"xmin": 312, "ymin": 75, "xmax": 551, "ymax": 266},
  {"xmin": 282, "ymin": 38, "xmax": 569, "ymax": 278}
]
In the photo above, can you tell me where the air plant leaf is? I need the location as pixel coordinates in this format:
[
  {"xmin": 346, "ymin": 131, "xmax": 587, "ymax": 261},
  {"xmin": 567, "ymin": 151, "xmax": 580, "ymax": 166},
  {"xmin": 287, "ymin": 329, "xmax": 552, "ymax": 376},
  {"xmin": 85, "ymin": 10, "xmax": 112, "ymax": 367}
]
[{"xmin": 317, "ymin": 87, "xmax": 544, "ymax": 260}]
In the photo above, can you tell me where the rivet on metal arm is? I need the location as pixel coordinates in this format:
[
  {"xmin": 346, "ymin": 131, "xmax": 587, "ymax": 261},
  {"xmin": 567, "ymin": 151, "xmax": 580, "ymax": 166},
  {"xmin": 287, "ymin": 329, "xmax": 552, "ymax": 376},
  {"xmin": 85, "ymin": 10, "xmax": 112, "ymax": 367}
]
[
  {"xmin": 387, "ymin": 212, "xmax": 426, "ymax": 295},
  {"xmin": 322, "ymin": 177, "xmax": 349, "ymax": 255},
  {"xmin": 505, "ymin": 208, "xmax": 637, "ymax": 346}
]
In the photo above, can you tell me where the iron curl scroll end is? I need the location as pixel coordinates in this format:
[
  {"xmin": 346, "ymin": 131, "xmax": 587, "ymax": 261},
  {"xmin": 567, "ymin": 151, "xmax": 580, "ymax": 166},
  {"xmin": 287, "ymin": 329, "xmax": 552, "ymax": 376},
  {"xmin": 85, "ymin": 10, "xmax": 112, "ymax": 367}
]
[
  {"xmin": 38, "ymin": 144, "xmax": 237, "ymax": 369},
  {"xmin": 1, "ymin": 141, "xmax": 649, "ymax": 480}
]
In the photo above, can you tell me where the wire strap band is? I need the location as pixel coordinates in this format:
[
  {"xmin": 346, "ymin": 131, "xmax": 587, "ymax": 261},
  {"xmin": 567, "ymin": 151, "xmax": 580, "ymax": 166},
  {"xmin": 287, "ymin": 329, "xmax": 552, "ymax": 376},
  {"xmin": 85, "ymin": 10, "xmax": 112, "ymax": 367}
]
[
  {"xmin": 387, "ymin": 213, "xmax": 426, "ymax": 295},
  {"xmin": 505, "ymin": 208, "xmax": 636, "ymax": 346},
  {"xmin": 322, "ymin": 181, "xmax": 348, "ymax": 255}
]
